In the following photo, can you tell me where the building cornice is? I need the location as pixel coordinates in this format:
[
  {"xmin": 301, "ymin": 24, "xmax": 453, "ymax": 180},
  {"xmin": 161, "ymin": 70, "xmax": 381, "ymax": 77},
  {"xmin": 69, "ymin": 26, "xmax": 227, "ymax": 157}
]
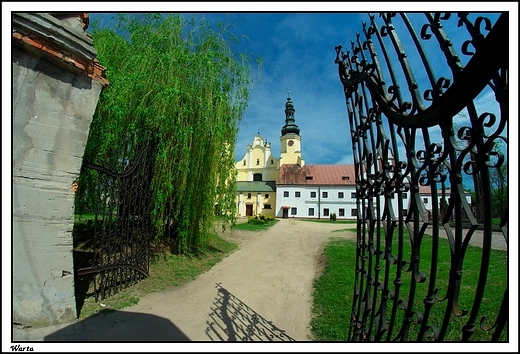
[{"xmin": 12, "ymin": 13, "xmax": 108, "ymax": 86}]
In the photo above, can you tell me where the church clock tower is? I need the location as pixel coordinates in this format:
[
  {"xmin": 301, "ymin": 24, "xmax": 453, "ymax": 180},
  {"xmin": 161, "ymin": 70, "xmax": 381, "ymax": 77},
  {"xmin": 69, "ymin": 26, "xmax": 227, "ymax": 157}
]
[{"xmin": 280, "ymin": 92, "xmax": 305, "ymax": 166}]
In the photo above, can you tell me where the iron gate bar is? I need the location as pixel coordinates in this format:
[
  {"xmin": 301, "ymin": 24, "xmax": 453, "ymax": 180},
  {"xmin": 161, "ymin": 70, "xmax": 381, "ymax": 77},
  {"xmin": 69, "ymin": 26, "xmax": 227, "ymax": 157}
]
[
  {"xmin": 335, "ymin": 13, "xmax": 508, "ymax": 129},
  {"xmin": 75, "ymin": 144, "xmax": 153, "ymax": 301},
  {"xmin": 336, "ymin": 12, "xmax": 508, "ymax": 342}
]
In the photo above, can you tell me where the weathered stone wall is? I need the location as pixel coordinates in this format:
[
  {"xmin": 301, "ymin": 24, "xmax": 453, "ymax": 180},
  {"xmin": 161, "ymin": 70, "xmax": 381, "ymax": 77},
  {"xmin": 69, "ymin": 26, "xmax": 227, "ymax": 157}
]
[{"xmin": 12, "ymin": 13, "xmax": 106, "ymax": 327}]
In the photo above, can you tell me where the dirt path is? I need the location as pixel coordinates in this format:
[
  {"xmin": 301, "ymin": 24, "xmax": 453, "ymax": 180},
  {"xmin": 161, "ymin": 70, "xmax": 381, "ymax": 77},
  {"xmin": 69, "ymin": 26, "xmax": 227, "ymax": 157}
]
[
  {"xmin": 110, "ymin": 219, "xmax": 354, "ymax": 341},
  {"xmin": 38, "ymin": 219, "xmax": 355, "ymax": 342}
]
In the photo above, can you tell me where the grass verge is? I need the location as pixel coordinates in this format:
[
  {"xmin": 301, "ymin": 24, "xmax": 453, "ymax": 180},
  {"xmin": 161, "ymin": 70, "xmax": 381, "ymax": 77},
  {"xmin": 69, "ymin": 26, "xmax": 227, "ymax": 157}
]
[
  {"xmin": 302, "ymin": 219, "xmax": 357, "ymax": 224},
  {"xmin": 311, "ymin": 233, "xmax": 507, "ymax": 341},
  {"xmin": 232, "ymin": 219, "xmax": 279, "ymax": 232}
]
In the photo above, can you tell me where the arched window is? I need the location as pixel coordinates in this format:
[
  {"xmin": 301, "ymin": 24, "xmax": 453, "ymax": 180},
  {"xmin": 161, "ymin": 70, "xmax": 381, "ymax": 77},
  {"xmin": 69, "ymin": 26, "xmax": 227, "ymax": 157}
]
[
  {"xmin": 256, "ymin": 158, "xmax": 260, "ymax": 165},
  {"xmin": 243, "ymin": 160, "xmax": 246, "ymax": 166},
  {"xmin": 247, "ymin": 193, "xmax": 251, "ymax": 199}
]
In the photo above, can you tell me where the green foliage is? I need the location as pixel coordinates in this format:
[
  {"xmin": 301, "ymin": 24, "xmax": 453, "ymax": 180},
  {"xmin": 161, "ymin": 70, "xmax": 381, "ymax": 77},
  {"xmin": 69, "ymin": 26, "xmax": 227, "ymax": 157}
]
[
  {"xmin": 310, "ymin": 238, "xmax": 352, "ymax": 340},
  {"xmin": 234, "ymin": 218, "xmax": 278, "ymax": 232},
  {"xmin": 302, "ymin": 219, "xmax": 356, "ymax": 224},
  {"xmin": 263, "ymin": 214, "xmax": 276, "ymax": 222},
  {"xmin": 246, "ymin": 214, "xmax": 276, "ymax": 225},
  {"xmin": 250, "ymin": 218, "xmax": 265, "ymax": 225},
  {"xmin": 85, "ymin": 14, "xmax": 256, "ymax": 254},
  {"xmin": 311, "ymin": 232, "xmax": 507, "ymax": 341}
]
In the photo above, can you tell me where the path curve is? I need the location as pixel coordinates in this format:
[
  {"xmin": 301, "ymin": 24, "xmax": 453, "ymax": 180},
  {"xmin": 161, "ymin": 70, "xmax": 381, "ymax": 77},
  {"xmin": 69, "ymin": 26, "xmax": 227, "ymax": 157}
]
[{"xmin": 108, "ymin": 218, "xmax": 355, "ymax": 341}]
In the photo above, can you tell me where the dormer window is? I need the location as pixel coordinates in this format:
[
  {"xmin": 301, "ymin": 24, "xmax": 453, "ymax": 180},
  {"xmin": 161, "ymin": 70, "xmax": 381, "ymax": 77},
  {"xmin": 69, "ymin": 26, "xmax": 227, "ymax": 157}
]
[
  {"xmin": 342, "ymin": 176, "xmax": 350, "ymax": 180},
  {"xmin": 306, "ymin": 176, "xmax": 313, "ymax": 180}
]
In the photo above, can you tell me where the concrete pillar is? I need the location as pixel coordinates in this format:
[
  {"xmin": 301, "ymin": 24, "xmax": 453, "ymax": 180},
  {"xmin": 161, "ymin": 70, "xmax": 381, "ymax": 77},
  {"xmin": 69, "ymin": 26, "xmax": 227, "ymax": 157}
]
[{"xmin": 12, "ymin": 13, "xmax": 107, "ymax": 327}]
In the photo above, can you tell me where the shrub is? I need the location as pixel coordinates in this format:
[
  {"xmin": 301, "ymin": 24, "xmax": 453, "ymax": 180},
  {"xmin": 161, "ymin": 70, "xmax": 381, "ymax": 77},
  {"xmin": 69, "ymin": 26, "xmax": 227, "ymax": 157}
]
[
  {"xmin": 259, "ymin": 214, "xmax": 275, "ymax": 222},
  {"xmin": 248, "ymin": 217, "xmax": 266, "ymax": 225}
]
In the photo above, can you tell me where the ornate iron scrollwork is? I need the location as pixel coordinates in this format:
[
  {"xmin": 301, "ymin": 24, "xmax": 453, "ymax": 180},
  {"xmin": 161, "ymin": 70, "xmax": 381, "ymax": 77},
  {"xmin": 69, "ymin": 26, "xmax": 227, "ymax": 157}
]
[
  {"xmin": 75, "ymin": 145, "xmax": 154, "ymax": 301},
  {"xmin": 336, "ymin": 12, "xmax": 508, "ymax": 342}
]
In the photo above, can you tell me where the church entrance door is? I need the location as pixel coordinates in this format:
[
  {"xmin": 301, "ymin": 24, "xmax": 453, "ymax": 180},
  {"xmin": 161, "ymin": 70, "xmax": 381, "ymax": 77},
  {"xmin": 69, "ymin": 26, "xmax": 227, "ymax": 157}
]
[{"xmin": 246, "ymin": 204, "xmax": 253, "ymax": 217}]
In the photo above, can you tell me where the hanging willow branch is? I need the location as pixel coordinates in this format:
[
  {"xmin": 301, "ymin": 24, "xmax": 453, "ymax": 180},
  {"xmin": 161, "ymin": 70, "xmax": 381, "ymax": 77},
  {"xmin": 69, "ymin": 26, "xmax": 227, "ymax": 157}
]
[{"xmin": 84, "ymin": 14, "xmax": 254, "ymax": 254}]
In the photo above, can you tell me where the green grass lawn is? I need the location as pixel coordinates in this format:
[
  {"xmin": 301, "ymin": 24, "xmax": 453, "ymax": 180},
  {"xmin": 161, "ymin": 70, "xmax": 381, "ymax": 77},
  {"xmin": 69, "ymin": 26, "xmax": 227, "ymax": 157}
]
[
  {"xmin": 302, "ymin": 219, "xmax": 357, "ymax": 224},
  {"xmin": 311, "ymin": 232, "xmax": 508, "ymax": 342},
  {"xmin": 232, "ymin": 219, "xmax": 279, "ymax": 232}
]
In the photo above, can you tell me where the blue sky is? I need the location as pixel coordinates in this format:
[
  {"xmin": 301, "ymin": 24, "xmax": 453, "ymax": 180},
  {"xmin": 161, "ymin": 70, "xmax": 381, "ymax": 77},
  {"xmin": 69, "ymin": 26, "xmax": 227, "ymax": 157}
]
[
  {"xmin": 80, "ymin": 4, "xmax": 514, "ymax": 168},
  {"xmin": 3, "ymin": 3, "xmax": 517, "ymax": 167}
]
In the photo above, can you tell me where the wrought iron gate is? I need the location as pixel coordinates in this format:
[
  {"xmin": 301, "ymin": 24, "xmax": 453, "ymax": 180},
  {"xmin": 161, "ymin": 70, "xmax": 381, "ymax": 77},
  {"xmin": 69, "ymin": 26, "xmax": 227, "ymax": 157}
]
[
  {"xmin": 74, "ymin": 145, "xmax": 154, "ymax": 301},
  {"xmin": 335, "ymin": 13, "xmax": 508, "ymax": 341}
]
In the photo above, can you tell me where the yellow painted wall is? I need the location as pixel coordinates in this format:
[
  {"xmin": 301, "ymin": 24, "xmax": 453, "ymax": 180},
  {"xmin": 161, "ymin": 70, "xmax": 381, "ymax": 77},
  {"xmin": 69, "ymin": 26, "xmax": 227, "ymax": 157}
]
[
  {"xmin": 280, "ymin": 134, "xmax": 304, "ymax": 166},
  {"xmin": 235, "ymin": 135, "xmax": 280, "ymax": 182},
  {"xmin": 236, "ymin": 192, "xmax": 276, "ymax": 217}
]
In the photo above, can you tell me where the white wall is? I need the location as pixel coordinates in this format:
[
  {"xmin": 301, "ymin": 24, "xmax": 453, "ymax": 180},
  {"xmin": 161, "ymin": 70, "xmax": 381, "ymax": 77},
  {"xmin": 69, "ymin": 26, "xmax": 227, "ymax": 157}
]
[
  {"xmin": 275, "ymin": 185, "xmax": 358, "ymax": 219},
  {"xmin": 275, "ymin": 185, "xmax": 472, "ymax": 220}
]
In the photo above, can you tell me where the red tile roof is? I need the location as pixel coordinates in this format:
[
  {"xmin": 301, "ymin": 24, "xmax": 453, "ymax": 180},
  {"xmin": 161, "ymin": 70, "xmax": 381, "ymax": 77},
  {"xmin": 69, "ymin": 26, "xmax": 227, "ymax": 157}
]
[{"xmin": 278, "ymin": 164, "xmax": 356, "ymax": 185}]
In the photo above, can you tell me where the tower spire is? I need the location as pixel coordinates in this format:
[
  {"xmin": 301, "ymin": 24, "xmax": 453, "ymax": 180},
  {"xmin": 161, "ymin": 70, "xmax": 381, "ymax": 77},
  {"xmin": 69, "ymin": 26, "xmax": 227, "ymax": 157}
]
[{"xmin": 281, "ymin": 92, "xmax": 300, "ymax": 136}]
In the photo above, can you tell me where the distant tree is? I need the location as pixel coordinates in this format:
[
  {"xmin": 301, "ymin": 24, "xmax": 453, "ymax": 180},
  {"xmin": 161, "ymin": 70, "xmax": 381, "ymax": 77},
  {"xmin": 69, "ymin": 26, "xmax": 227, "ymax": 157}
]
[
  {"xmin": 452, "ymin": 113, "xmax": 507, "ymax": 223},
  {"xmin": 82, "ymin": 14, "xmax": 256, "ymax": 254},
  {"xmin": 490, "ymin": 163, "xmax": 507, "ymax": 218}
]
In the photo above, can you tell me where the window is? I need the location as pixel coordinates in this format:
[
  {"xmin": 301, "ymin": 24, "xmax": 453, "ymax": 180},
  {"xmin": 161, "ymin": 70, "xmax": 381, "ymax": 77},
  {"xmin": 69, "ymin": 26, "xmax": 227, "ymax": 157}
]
[
  {"xmin": 323, "ymin": 208, "xmax": 330, "ymax": 217},
  {"xmin": 338, "ymin": 192, "xmax": 344, "ymax": 198},
  {"xmin": 306, "ymin": 176, "xmax": 313, "ymax": 180},
  {"xmin": 310, "ymin": 191, "xmax": 316, "ymax": 198},
  {"xmin": 322, "ymin": 191, "xmax": 328, "ymax": 198},
  {"xmin": 264, "ymin": 204, "xmax": 271, "ymax": 209},
  {"xmin": 339, "ymin": 208, "xmax": 345, "ymax": 217},
  {"xmin": 342, "ymin": 176, "xmax": 350, "ymax": 181},
  {"xmin": 271, "ymin": 159, "xmax": 274, "ymax": 164},
  {"xmin": 351, "ymin": 209, "xmax": 357, "ymax": 217},
  {"xmin": 403, "ymin": 209, "xmax": 408, "ymax": 216},
  {"xmin": 308, "ymin": 208, "xmax": 315, "ymax": 216},
  {"xmin": 247, "ymin": 193, "xmax": 251, "ymax": 199},
  {"xmin": 265, "ymin": 194, "xmax": 269, "ymax": 199},
  {"xmin": 402, "ymin": 192, "xmax": 408, "ymax": 199},
  {"xmin": 243, "ymin": 160, "xmax": 246, "ymax": 166},
  {"xmin": 351, "ymin": 192, "xmax": 357, "ymax": 198},
  {"xmin": 283, "ymin": 191, "xmax": 289, "ymax": 197},
  {"xmin": 295, "ymin": 191, "xmax": 301, "ymax": 198},
  {"xmin": 291, "ymin": 207, "xmax": 297, "ymax": 215},
  {"xmin": 253, "ymin": 173, "xmax": 262, "ymax": 181},
  {"xmin": 423, "ymin": 197, "xmax": 428, "ymax": 203},
  {"xmin": 256, "ymin": 158, "xmax": 260, "ymax": 165}
]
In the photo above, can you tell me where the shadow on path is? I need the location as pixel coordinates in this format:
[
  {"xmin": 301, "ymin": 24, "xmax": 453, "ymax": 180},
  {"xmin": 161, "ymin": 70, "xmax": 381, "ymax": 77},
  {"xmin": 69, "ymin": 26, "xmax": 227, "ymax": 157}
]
[
  {"xmin": 44, "ymin": 309, "xmax": 189, "ymax": 341},
  {"xmin": 205, "ymin": 283, "xmax": 295, "ymax": 341}
]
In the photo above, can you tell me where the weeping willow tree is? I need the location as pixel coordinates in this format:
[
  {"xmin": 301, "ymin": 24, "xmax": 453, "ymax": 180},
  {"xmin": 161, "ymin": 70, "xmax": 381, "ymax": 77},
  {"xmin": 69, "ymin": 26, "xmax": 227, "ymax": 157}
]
[{"xmin": 82, "ymin": 13, "xmax": 254, "ymax": 254}]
